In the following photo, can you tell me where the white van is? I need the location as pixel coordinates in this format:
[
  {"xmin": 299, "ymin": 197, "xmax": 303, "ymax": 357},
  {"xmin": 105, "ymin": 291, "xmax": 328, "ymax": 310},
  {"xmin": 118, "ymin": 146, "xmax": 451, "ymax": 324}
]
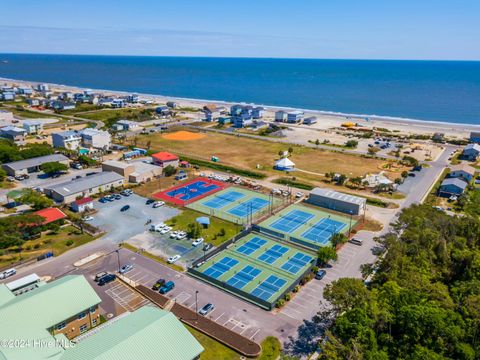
[
  {"xmin": 0, "ymin": 268, "xmax": 16, "ymax": 280},
  {"xmin": 349, "ymin": 238, "xmax": 364, "ymax": 246},
  {"xmin": 150, "ymin": 223, "xmax": 166, "ymax": 232}
]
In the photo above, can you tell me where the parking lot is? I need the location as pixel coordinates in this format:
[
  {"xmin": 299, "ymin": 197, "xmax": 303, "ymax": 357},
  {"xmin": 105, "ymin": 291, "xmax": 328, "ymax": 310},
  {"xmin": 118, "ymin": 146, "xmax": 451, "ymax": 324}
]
[{"xmin": 90, "ymin": 193, "xmax": 180, "ymax": 243}]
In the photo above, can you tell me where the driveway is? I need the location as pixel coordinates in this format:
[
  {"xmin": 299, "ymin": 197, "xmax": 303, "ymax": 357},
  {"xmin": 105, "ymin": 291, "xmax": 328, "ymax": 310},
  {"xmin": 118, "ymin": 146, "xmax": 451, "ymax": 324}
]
[{"xmin": 90, "ymin": 193, "xmax": 180, "ymax": 243}]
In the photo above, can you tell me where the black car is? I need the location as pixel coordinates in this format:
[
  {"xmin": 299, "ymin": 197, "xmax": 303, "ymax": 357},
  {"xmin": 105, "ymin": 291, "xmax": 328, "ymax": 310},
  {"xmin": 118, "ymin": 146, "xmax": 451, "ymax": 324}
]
[
  {"xmin": 202, "ymin": 243, "xmax": 213, "ymax": 251},
  {"xmin": 151, "ymin": 278, "xmax": 166, "ymax": 291},
  {"xmin": 408, "ymin": 172, "xmax": 416, "ymax": 177},
  {"xmin": 98, "ymin": 274, "xmax": 116, "ymax": 286},
  {"xmin": 120, "ymin": 205, "xmax": 130, "ymax": 212},
  {"xmin": 315, "ymin": 270, "xmax": 327, "ymax": 280},
  {"xmin": 146, "ymin": 199, "xmax": 155, "ymax": 205}
]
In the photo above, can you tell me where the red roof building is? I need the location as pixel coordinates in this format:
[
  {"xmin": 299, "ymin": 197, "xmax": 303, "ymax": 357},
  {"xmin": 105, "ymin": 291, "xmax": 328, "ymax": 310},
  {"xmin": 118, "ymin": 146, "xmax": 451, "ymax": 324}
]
[
  {"xmin": 71, "ymin": 197, "xmax": 94, "ymax": 213},
  {"xmin": 73, "ymin": 197, "xmax": 94, "ymax": 206},
  {"xmin": 34, "ymin": 207, "xmax": 67, "ymax": 224},
  {"xmin": 151, "ymin": 151, "xmax": 179, "ymax": 168}
]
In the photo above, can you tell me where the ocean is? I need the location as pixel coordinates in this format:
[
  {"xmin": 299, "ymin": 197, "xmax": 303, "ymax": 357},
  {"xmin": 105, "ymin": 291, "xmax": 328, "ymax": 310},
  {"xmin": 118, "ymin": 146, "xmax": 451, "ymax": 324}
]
[{"xmin": 0, "ymin": 54, "xmax": 479, "ymax": 124}]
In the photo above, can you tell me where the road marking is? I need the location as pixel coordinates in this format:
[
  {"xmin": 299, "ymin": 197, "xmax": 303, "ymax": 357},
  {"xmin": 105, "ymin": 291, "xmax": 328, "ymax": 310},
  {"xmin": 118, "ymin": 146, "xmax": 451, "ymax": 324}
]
[
  {"xmin": 249, "ymin": 328, "xmax": 260, "ymax": 340},
  {"xmin": 173, "ymin": 291, "xmax": 191, "ymax": 304},
  {"xmin": 214, "ymin": 312, "xmax": 225, "ymax": 321}
]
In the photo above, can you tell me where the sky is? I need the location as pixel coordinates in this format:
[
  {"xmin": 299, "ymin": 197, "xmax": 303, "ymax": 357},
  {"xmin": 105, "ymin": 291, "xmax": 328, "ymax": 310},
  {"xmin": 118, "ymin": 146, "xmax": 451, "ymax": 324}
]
[{"xmin": 0, "ymin": 0, "xmax": 479, "ymax": 60}]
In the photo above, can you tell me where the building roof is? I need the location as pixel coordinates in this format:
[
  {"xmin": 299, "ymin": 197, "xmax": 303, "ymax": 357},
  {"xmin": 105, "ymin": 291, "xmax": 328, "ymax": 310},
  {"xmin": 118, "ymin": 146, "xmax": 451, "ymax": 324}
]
[
  {"xmin": 46, "ymin": 171, "xmax": 124, "ymax": 197},
  {"xmin": 470, "ymin": 131, "xmax": 480, "ymax": 138},
  {"xmin": 59, "ymin": 306, "xmax": 203, "ymax": 360},
  {"xmin": 1, "ymin": 125, "xmax": 26, "ymax": 134},
  {"xmin": 450, "ymin": 163, "xmax": 476, "ymax": 175},
  {"xmin": 53, "ymin": 130, "xmax": 82, "ymax": 139},
  {"xmin": 275, "ymin": 157, "xmax": 295, "ymax": 167},
  {"xmin": 34, "ymin": 207, "xmax": 67, "ymax": 224},
  {"xmin": 102, "ymin": 160, "xmax": 134, "ymax": 169},
  {"xmin": 81, "ymin": 128, "xmax": 110, "ymax": 137},
  {"xmin": 440, "ymin": 177, "xmax": 468, "ymax": 189},
  {"xmin": 464, "ymin": 143, "xmax": 480, "ymax": 152},
  {"xmin": 310, "ymin": 187, "xmax": 367, "ymax": 206},
  {"xmin": 0, "ymin": 275, "xmax": 101, "ymax": 360},
  {"xmin": 151, "ymin": 151, "xmax": 179, "ymax": 162},
  {"xmin": 73, "ymin": 197, "xmax": 94, "ymax": 206},
  {"xmin": 22, "ymin": 120, "xmax": 44, "ymax": 126},
  {"xmin": 3, "ymin": 154, "xmax": 69, "ymax": 171},
  {"xmin": 6, "ymin": 273, "xmax": 40, "ymax": 291},
  {"xmin": 116, "ymin": 119, "xmax": 138, "ymax": 125}
]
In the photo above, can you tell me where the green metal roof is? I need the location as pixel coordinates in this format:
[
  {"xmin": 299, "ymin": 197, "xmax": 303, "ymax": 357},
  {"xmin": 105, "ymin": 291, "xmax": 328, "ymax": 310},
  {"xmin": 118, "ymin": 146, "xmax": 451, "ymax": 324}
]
[
  {"xmin": 60, "ymin": 306, "xmax": 204, "ymax": 360},
  {"xmin": 0, "ymin": 275, "xmax": 101, "ymax": 360}
]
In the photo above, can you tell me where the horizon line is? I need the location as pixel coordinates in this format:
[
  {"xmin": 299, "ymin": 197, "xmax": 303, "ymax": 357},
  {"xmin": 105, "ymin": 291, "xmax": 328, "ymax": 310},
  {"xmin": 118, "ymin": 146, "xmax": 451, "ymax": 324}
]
[{"xmin": 0, "ymin": 52, "xmax": 479, "ymax": 62}]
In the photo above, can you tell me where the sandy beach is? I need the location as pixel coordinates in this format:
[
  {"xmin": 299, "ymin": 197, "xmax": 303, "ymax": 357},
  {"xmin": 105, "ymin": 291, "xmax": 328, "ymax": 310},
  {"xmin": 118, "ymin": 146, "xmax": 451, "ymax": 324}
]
[{"xmin": 1, "ymin": 77, "xmax": 477, "ymax": 139}]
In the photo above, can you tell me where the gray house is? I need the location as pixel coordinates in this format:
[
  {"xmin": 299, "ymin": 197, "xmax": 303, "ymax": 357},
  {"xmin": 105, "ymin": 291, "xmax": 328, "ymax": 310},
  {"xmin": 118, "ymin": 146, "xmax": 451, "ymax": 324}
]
[
  {"xmin": 438, "ymin": 178, "xmax": 467, "ymax": 197},
  {"xmin": 463, "ymin": 143, "xmax": 480, "ymax": 161}
]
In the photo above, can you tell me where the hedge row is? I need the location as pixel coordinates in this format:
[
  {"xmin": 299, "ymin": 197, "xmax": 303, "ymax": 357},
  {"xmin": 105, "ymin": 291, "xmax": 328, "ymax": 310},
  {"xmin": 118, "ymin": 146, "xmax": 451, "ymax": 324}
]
[
  {"xmin": 272, "ymin": 178, "xmax": 315, "ymax": 190},
  {"xmin": 180, "ymin": 156, "xmax": 266, "ymax": 179}
]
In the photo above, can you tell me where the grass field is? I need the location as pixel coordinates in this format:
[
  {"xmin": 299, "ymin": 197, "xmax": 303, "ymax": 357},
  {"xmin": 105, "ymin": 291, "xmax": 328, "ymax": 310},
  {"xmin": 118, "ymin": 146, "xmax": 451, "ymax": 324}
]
[
  {"xmin": 165, "ymin": 208, "xmax": 239, "ymax": 247},
  {"xmin": 194, "ymin": 232, "xmax": 315, "ymax": 308},
  {"xmin": 0, "ymin": 225, "xmax": 97, "ymax": 268},
  {"xmin": 135, "ymin": 128, "xmax": 403, "ymax": 185},
  {"xmin": 79, "ymin": 108, "xmax": 157, "ymax": 127},
  {"xmin": 258, "ymin": 203, "xmax": 353, "ymax": 249},
  {"xmin": 186, "ymin": 325, "xmax": 241, "ymax": 360},
  {"xmin": 187, "ymin": 187, "xmax": 281, "ymax": 225}
]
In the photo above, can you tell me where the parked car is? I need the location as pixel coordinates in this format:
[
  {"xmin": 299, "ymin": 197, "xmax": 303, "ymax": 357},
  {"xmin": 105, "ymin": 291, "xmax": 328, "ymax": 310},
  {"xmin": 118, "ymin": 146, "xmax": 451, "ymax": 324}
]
[
  {"xmin": 159, "ymin": 281, "xmax": 175, "ymax": 294},
  {"xmin": 192, "ymin": 238, "xmax": 204, "ymax": 247},
  {"xmin": 176, "ymin": 232, "xmax": 187, "ymax": 240},
  {"xmin": 98, "ymin": 274, "xmax": 116, "ymax": 286},
  {"xmin": 0, "ymin": 268, "xmax": 16, "ymax": 280},
  {"xmin": 202, "ymin": 243, "xmax": 213, "ymax": 251},
  {"xmin": 199, "ymin": 303, "xmax": 215, "ymax": 316},
  {"xmin": 315, "ymin": 270, "xmax": 327, "ymax": 280},
  {"xmin": 146, "ymin": 199, "xmax": 155, "ymax": 205},
  {"xmin": 152, "ymin": 201, "xmax": 165, "ymax": 208},
  {"xmin": 152, "ymin": 278, "xmax": 166, "ymax": 291},
  {"xmin": 160, "ymin": 227, "xmax": 171, "ymax": 234},
  {"xmin": 120, "ymin": 205, "xmax": 130, "ymax": 212},
  {"xmin": 349, "ymin": 238, "xmax": 364, "ymax": 246},
  {"xmin": 167, "ymin": 255, "xmax": 181, "ymax": 264},
  {"xmin": 94, "ymin": 271, "xmax": 108, "ymax": 282},
  {"xmin": 83, "ymin": 216, "xmax": 94, "ymax": 221},
  {"xmin": 408, "ymin": 172, "xmax": 416, "ymax": 177},
  {"xmin": 99, "ymin": 197, "xmax": 108, "ymax": 203},
  {"xmin": 119, "ymin": 264, "xmax": 134, "ymax": 274},
  {"xmin": 114, "ymin": 194, "xmax": 122, "ymax": 200},
  {"xmin": 120, "ymin": 189, "xmax": 133, "ymax": 196}
]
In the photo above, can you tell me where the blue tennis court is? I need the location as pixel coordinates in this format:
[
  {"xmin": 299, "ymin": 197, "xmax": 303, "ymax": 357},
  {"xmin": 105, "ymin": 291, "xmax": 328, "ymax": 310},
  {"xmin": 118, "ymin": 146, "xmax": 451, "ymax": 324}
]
[
  {"xmin": 227, "ymin": 198, "xmax": 270, "ymax": 218},
  {"xmin": 258, "ymin": 244, "xmax": 289, "ymax": 264},
  {"xmin": 269, "ymin": 210, "xmax": 314, "ymax": 233},
  {"xmin": 203, "ymin": 256, "xmax": 239, "ymax": 279},
  {"xmin": 202, "ymin": 190, "xmax": 245, "ymax": 209},
  {"xmin": 165, "ymin": 181, "xmax": 220, "ymax": 201},
  {"xmin": 226, "ymin": 265, "xmax": 262, "ymax": 289},
  {"xmin": 301, "ymin": 218, "xmax": 347, "ymax": 244},
  {"xmin": 281, "ymin": 252, "xmax": 314, "ymax": 274},
  {"xmin": 236, "ymin": 237, "xmax": 267, "ymax": 255},
  {"xmin": 251, "ymin": 275, "xmax": 287, "ymax": 301}
]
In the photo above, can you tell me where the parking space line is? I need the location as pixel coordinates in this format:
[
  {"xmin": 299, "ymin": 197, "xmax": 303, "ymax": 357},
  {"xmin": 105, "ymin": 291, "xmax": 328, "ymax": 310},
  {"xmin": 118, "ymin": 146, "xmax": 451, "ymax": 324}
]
[
  {"xmin": 248, "ymin": 328, "xmax": 260, "ymax": 340},
  {"xmin": 213, "ymin": 312, "xmax": 225, "ymax": 321}
]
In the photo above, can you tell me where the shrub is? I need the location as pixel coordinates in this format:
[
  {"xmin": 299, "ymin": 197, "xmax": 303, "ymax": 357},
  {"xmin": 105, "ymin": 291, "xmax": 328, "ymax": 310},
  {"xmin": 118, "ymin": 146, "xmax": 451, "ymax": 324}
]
[
  {"xmin": 33, "ymin": 244, "xmax": 41, "ymax": 249},
  {"xmin": 284, "ymin": 293, "xmax": 292, "ymax": 301},
  {"xmin": 276, "ymin": 299, "xmax": 285, "ymax": 308},
  {"xmin": 293, "ymin": 285, "xmax": 301, "ymax": 293},
  {"xmin": 65, "ymin": 240, "xmax": 74, "ymax": 246}
]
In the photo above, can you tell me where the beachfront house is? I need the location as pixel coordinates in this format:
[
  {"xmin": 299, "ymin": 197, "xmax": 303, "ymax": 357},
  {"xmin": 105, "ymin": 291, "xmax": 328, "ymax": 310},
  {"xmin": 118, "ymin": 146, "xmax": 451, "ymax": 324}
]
[
  {"xmin": 167, "ymin": 101, "xmax": 178, "ymax": 108},
  {"xmin": 287, "ymin": 110, "xmax": 305, "ymax": 123},
  {"xmin": 470, "ymin": 132, "xmax": 480, "ymax": 144},
  {"xmin": 50, "ymin": 100, "xmax": 76, "ymax": 111},
  {"xmin": 275, "ymin": 110, "xmax": 287, "ymax": 122},
  {"xmin": 156, "ymin": 105, "xmax": 171, "ymax": 116},
  {"xmin": 115, "ymin": 119, "xmax": 139, "ymax": 131},
  {"xmin": 1, "ymin": 92, "xmax": 15, "ymax": 101},
  {"xmin": 111, "ymin": 99, "xmax": 125, "ymax": 108},
  {"xmin": 462, "ymin": 143, "xmax": 480, "ymax": 161},
  {"xmin": 18, "ymin": 87, "xmax": 33, "ymax": 96},
  {"xmin": 203, "ymin": 104, "xmax": 221, "ymax": 121},
  {"xmin": 449, "ymin": 163, "xmax": 475, "ymax": 182},
  {"xmin": 252, "ymin": 106, "xmax": 265, "ymax": 119}
]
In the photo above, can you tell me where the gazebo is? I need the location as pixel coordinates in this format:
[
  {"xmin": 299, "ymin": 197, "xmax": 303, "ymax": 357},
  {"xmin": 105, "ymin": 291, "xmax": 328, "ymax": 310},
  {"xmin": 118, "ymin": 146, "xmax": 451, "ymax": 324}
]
[{"xmin": 274, "ymin": 157, "xmax": 295, "ymax": 171}]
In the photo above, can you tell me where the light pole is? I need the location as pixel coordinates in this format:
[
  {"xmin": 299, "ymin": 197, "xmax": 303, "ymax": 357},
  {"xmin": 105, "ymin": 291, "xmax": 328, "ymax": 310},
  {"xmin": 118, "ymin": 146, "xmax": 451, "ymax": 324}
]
[
  {"xmin": 195, "ymin": 290, "xmax": 199, "ymax": 320},
  {"xmin": 348, "ymin": 210, "xmax": 353, "ymax": 237},
  {"xmin": 115, "ymin": 249, "xmax": 121, "ymax": 273}
]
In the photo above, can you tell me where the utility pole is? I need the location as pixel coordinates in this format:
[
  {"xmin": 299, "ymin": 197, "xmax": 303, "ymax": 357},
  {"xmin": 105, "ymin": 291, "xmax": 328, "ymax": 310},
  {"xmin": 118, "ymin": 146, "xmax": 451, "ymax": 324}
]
[{"xmin": 195, "ymin": 290, "xmax": 199, "ymax": 320}]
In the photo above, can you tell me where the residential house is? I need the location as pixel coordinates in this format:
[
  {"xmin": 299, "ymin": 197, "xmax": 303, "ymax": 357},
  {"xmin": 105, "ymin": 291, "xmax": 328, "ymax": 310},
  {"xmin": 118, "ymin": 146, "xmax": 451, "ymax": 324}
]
[
  {"xmin": 438, "ymin": 178, "xmax": 467, "ymax": 197},
  {"xmin": 111, "ymin": 99, "xmax": 125, "ymax": 108},
  {"xmin": 80, "ymin": 128, "xmax": 111, "ymax": 150},
  {"xmin": 51, "ymin": 100, "xmax": 75, "ymax": 111},
  {"xmin": 1, "ymin": 92, "xmax": 15, "ymax": 101},
  {"xmin": 22, "ymin": 120, "xmax": 44, "ymax": 134},
  {"xmin": 218, "ymin": 116, "xmax": 233, "ymax": 125},
  {"xmin": 166, "ymin": 101, "xmax": 178, "ymax": 108},
  {"xmin": 287, "ymin": 110, "xmax": 305, "ymax": 123},
  {"xmin": 27, "ymin": 98, "xmax": 40, "ymax": 106},
  {"xmin": 432, "ymin": 132, "xmax": 445, "ymax": 142},
  {"xmin": 449, "ymin": 163, "xmax": 475, "ymax": 182},
  {"xmin": 203, "ymin": 104, "xmax": 221, "ymax": 121},
  {"xmin": 52, "ymin": 130, "xmax": 82, "ymax": 150},
  {"xmin": 463, "ymin": 143, "xmax": 480, "ymax": 161},
  {"xmin": 36, "ymin": 83, "xmax": 50, "ymax": 92},
  {"xmin": 151, "ymin": 151, "xmax": 179, "ymax": 168},
  {"xmin": 127, "ymin": 94, "xmax": 139, "ymax": 103},
  {"xmin": 233, "ymin": 117, "xmax": 253, "ymax": 128},
  {"xmin": 470, "ymin": 132, "xmax": 480, "ymax": 144},
  {"xmin": 363, "ymin": 172, "xmax": 394, "ymax": 188},
  {"xmin": 115, "ymin": 119, "xmax": 140, "ymax": 131},
  {"xmin": 252, "ymin": 106, "xmax": 265, "ymax": 119},
  {"xmin": 70, "ymin": 197, "xmax": 94, "ymax": 213},
  {"xmin": 17, "ymin": 87, "xmax": 33, "ymax": 96},
  {"xmin": 0, "ymin": 126, "xmax": 27, "ymax": 144},
  {"xmin": 156, "ymin": 105, "xmax": 171, "ymax": 116},
  {"xmin": 275, "ymin": 110, "xmax": 288, "ymax": 122}
]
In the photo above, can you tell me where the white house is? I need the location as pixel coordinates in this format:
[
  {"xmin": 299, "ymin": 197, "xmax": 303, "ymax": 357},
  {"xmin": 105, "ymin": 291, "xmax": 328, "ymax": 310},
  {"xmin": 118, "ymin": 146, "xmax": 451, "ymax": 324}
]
[
  {"xmin": 80, "ymin": 128, "xmax": 111, "ymax": 150},
  {"xmin": 363, "ymin": 172, "xmax": 394, "ymax": 188},
  {"xmin": 52, "ymin": 130, "xmax": 82, "ymax": 150},
  {"xmin": 463, "ymin": 143, "xmax": 480, "ymax": 161},
  {"xmin": 22, "ymin": 120, "xmax": 44, "ymax": 134},
  {"xmin": 70, "ymin": 197, "xmax": 94, "ymax": 212},
  {"xmin": 275, "ymin": 110, "xmax": 288, "ymax": 122},
  {"xmin": 287, "ymin": 111, "xmax": 304, "ymax": 123},
  {"xmin": 115, "ymin": 119, "xmax": 140, "ymax": 131}
]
